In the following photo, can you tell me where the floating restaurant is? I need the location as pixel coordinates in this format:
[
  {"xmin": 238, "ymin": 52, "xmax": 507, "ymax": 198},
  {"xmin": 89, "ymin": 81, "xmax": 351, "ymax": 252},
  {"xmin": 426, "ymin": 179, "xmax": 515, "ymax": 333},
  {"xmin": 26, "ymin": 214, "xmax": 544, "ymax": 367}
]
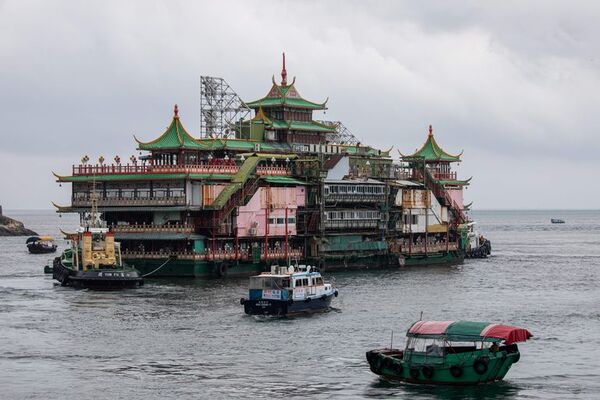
[{"xmin": 53, "ymin": 55, "xmax": 478, "ymax": 278}]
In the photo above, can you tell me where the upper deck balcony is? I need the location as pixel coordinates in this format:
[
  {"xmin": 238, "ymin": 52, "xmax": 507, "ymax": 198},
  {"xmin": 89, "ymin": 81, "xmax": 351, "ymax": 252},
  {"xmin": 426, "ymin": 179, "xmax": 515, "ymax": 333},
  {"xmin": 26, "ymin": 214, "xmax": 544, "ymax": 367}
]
[{"xmin": 71, "ymin": 161, "xmax": 290, "ymax": 177}]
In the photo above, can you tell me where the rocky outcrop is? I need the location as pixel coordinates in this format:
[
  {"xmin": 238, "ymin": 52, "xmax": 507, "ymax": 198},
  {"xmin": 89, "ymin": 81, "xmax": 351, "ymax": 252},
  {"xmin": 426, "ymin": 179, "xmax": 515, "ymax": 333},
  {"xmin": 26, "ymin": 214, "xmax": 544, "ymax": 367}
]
[{"xmin": 0, "ymin": 215, "xmax": 38, "ymax": 236}]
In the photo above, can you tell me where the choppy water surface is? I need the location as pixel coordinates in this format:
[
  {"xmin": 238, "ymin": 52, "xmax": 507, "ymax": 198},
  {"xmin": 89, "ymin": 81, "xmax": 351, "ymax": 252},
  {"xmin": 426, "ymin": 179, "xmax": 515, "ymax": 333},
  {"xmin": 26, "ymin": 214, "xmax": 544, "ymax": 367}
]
[{"xmin": 1, "ymin": 210, "xmax": 599, "ymax": 399}]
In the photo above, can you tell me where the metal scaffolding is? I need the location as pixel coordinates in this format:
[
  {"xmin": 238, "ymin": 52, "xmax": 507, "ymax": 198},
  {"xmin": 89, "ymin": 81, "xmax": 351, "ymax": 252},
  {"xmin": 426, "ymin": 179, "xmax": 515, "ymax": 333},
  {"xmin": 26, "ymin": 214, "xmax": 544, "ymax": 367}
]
[
  {"xmin": 317, "ymin": 120, "xmax": 361, "ymax": 145},
  {"xmin": 200, "ymin": 76, "xmax": 251, "ymax": 138}
]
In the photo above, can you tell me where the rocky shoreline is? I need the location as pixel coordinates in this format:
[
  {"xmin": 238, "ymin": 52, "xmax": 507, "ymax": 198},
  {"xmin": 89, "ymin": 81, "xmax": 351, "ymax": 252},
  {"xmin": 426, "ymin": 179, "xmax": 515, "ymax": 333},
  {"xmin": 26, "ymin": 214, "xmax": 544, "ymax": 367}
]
[{"xmin": 0, "ymin": 214, "xmax": 38, "ymax": 236}]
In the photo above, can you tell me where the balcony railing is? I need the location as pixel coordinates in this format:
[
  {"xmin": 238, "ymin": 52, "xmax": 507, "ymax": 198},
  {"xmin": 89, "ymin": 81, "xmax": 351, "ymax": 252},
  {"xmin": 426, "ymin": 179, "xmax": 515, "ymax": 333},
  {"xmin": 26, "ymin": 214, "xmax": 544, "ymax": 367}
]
[
  {"xmin": 324, "ymin": 193, "xmax": 386, "ymax": 203},
  {"xmin": 111, "ymin": 224, "xmax": 194, "ymax": 234},
  {"xmin": 72, "ymin": 163, "xmax": 292, "ymax": 177},
  {"xmin": 399, "ymin": 242, "xmax": 458, "ymax": 254},
  {"xmin": 121, "ymin": 248, "xmax": 303, "ymax": 262},
  {"xmin": 255, "ymin": 166, "xmax": 290, "ymax": 176},
  {"xmin": 72, "ymin": 196, "xmax": 187, "ymax": 207},
  {"xmin": 322, "ymin": 220, "xmax": 381, "ymax": 230},
  {"xmin": 72, "ymin": 163, "xmax": 239, "ymax": 176}
]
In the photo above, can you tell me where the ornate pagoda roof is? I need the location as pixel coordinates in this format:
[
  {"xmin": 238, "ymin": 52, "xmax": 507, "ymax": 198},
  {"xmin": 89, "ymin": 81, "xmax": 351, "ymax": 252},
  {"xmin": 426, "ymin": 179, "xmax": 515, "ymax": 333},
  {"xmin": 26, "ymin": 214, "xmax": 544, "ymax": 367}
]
[
  {"xmin": 135, "ymin": 105, "xmax": 205, "ymax": 151},
  {"xmin": 245, "ymin": 53, "xmax": 328, "ymax": 111},
  {"xmin": 400, "ymin": 125, "xmax": 463, "ymax": 162}
]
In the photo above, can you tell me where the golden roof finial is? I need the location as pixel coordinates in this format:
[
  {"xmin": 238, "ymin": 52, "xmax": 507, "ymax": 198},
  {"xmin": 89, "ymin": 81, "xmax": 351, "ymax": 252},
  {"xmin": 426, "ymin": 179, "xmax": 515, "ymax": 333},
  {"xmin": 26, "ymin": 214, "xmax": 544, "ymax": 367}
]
[
  {"xmin": 429, "ymin": 124, "xmax": 433, "ymax": 136},
  {"xmin": 174, "ymin": 104, "xmax": 179, "ymax": 118}
]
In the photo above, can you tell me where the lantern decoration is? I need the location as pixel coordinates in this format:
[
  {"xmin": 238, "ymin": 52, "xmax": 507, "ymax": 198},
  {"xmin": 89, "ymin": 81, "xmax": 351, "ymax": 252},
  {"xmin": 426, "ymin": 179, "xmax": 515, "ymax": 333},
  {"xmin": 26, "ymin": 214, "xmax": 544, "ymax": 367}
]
[
  {"xmin": 81, "ymin": 155, "xmax": 89, "ymax": 165},
  {"xmin": 98, "ymin": 156, "xmax": 105, "ymax": 165},
  {"xmin": 114, "ymin": 155, "xmax": 121, "ymax": 165},
  {"xmin": 130, "ymin": 155, "xmax": 137, "ymax": 165}
]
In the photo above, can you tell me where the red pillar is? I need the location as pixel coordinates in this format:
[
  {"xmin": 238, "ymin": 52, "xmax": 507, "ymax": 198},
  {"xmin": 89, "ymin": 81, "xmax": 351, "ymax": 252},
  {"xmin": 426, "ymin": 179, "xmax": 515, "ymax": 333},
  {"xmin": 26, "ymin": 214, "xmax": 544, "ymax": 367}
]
[{"xmin": 285, "ymin": 207, "xmax": 289, "ymax": 263}]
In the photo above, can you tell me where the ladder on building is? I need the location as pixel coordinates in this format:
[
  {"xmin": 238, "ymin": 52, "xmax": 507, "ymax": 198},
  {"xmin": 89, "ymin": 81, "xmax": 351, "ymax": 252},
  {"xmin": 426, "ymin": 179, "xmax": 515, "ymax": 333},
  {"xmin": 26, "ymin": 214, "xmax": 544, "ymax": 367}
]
[{"xmin": 422, "ymin": 168, "xmax": 467, "ymax": 225}]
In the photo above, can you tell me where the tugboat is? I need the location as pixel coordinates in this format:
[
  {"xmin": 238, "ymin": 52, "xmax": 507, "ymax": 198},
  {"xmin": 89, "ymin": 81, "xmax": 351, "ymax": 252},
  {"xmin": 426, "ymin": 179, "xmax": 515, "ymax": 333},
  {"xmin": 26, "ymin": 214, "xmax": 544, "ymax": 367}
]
[
  {"xmin": 26, "ymin": 236, "xmax": 57, "ymax": 254},
  {"xmin": 551, "ymin": 218, "xmax": 565, "ymax": 224},
  {"xmin": 366, "ymin": 320, "xmax": 532, "ymax": 385},
  {"xmin": 51, "ymin": 188, "xmax": 143, "ymax": 289},
  {"xmin": 240, "ymin": 264, "xmax": 338, "ymax": 316}
]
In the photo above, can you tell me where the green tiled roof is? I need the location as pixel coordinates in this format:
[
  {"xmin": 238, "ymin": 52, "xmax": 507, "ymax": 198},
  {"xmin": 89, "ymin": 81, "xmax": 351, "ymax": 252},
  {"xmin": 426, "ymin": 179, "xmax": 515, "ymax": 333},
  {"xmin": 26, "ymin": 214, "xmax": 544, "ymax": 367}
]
[
  {"xmin": 136, "ymin": 114, "xmax": 205, "ymax": 151},
  {"xmin": 436, "ymin": 178, "xmax": 471, "ymax": 186},
  {"xmin": 401, "ymin": 127, "xmax": 462, "ymax": 162},
  {"xmin": 270, "ymin": 120, "xmax": 335, "ymax": 132},
  {"xmin": 246, "ymin": 82, "xmax": 327, "ymax": 110},
  {"xmin": 262, "ymin": 176, "xmax": 307, "ymax": 185}
]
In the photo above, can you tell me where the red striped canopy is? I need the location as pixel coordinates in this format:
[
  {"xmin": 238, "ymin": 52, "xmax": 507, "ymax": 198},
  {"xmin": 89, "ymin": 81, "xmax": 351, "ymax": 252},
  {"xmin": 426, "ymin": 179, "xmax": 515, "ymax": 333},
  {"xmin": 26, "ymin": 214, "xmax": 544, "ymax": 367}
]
[{"xmin": 408, "ymin": 320, "xmax": 533, "ymax": 344}]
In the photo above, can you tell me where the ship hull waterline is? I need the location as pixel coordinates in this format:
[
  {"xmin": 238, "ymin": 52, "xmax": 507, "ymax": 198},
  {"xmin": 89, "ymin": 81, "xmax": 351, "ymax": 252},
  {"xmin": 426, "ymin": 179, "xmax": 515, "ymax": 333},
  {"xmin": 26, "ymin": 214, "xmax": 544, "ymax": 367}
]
[
  {"xmin": 120, "ymin": 251, "xmax": 464, "ymax": 278},
  {"xmin": 52, "ymin": 260, "xmax": 143, "ymax": 290}
]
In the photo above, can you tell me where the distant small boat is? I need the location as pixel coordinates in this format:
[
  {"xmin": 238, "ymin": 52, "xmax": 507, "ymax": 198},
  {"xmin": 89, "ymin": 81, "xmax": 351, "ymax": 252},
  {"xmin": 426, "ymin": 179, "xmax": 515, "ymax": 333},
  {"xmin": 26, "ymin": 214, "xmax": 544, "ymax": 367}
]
[
  {"xmin": 26, "ymin": 236, "xmax": 57, "ymax": 254},
  {"xmin": 551, "ymin": 219, "xmax": 565, "ymax": 224}
]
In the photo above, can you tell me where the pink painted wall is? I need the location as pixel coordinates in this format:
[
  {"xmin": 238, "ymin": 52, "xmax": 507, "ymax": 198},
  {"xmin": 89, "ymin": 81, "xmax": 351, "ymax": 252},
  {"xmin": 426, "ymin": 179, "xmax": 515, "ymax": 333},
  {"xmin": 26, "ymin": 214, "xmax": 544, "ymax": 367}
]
[
  {"xmin": 237, "ymin": 186, "xmax": 305, "ymax": 237},
  {"xmin": 447, "ymin": 188, "xmax": 464, "ymax": 208}
]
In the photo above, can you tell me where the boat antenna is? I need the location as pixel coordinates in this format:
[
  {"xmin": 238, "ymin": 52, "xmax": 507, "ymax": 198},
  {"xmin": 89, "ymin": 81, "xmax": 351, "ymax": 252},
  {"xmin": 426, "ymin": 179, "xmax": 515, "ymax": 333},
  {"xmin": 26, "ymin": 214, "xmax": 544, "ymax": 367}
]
[
  {"xmin": 419, "ymin": 311, "xmax": 423, "ymax": 321},
  {"xmin": 390, "ymin": 330, "xmax": 394, "ymax": 350}
]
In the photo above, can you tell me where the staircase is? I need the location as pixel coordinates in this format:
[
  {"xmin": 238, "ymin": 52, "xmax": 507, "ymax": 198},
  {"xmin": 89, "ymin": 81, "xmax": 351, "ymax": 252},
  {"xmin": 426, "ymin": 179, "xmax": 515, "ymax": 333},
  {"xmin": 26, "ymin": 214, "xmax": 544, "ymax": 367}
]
[
  {"xmin": 422, "ymin": 169, "xmax": 467, "ymax": 225},
  {"xmin": 205, "ymin": 156, "xmax": 262, "ymax": 231}
]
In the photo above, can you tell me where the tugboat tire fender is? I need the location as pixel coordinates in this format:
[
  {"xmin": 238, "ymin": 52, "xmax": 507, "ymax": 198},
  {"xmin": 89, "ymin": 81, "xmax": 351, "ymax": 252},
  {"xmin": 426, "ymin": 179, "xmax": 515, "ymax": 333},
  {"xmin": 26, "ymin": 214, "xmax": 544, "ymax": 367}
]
[
  {"xmin": 512, "ymin": 352, "xmax": 520, "ymax": 363},
  {"xmin": 217, "ymin": 263, "xmax": 228, "ymax": 278},
  {"xmin": 288, "ymin": 298, "xmax": 294, "ymax": 305},
  {"xmin": 240, "ymin": 298, "xmax": 246, "ymax": 305},
  {"xmin": 422, "ymin": 365, "xmax": 434, "ymax": 379},
  {"xmin": 473, "ymin": 357, "xmax": 489, "ymax": 375},
  {"xmin": 449, "ymin": 365, "xmax": 463, "ymax": 378},
  {"xmin": 304, "ymin": 297, "xmax": 312, "ymax": 303},
  {"xmin": 382, "ymin": 357, "xmax": 393, "ymax": 369},
  {"xmin": 409, "ymin": 367, "xmax": 420, "ymax": 379},
  {"xmin": 334, "ymin": 290, "xmax": 339, "ymax": 297},
  {"xmin": 320, "ymin": 294, "xmax": 327, "ymax": 301}
]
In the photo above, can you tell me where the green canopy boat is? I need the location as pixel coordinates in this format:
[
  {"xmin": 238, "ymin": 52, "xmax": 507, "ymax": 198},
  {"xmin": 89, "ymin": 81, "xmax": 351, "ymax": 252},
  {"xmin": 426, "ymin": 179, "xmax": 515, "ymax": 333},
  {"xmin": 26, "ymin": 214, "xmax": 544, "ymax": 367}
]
[{"xmin": 366, "ymin": 320, "xmax": 532, "ymax": 385}]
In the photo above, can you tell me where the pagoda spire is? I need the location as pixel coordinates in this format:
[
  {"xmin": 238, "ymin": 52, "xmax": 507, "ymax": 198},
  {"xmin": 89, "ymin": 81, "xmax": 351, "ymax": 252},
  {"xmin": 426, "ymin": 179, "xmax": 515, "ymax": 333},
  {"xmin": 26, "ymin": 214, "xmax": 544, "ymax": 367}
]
[
  {"xmin": 429, "ymin": 124, "xmax": 433, "ymax": 136},
  {"xmin": 174, "ymin": 104, "xmax": 179, "ymax": 118},
  {"xmin": 281, "ymin": 52, "xmax": 287, "ymax": 86}
]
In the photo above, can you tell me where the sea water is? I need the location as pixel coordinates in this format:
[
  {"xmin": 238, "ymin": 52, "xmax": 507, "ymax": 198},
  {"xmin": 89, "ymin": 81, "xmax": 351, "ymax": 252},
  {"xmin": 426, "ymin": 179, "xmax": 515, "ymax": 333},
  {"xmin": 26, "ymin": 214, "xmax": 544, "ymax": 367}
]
[{"xmin": 0, "ymin": 210, "xmax": 599, "ymax": 399}]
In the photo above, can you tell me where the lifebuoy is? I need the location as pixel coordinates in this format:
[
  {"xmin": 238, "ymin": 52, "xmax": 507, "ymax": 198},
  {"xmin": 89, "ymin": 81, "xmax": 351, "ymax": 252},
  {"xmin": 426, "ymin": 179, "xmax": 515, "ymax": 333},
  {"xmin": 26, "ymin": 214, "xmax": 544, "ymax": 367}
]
[
  {"xmin": 473, "ymin": 357, "xmax": 489, "ymax": 375},
  {"xmin": 409, "ymin": 367, "xmax": 420, "ymax": 379},
  {"xmin": 422, "ymin": 365, "xmax": 434, "ymax": 379},
  {"xmin": 450, "ymin": 365, "xmax": 463, "ymax": 378}
]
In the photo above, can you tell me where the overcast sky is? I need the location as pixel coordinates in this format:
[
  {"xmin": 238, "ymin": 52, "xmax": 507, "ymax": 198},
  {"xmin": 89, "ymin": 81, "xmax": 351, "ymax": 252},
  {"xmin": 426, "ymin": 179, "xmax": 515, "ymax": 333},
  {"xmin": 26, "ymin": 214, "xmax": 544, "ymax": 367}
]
[{"xmin": 1, "ymin": 0, "xmax": 599, "ymax": 209}]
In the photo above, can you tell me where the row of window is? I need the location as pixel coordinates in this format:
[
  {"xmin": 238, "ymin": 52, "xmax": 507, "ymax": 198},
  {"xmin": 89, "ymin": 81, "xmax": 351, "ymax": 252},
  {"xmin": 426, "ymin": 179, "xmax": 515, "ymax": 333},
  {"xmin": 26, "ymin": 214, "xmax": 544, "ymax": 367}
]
[
  {"xmin": 403, "ymin": 215, "xmax": 419, "ymax": 225},
  {"xmin": 268, "ymin": 217, "xmax": 296, "ymax": 225},
  {"xmin": 325, "ymin": 211, "xmax": 381, "ymax": 220},
  {"xmin": 324, "ymin": 185, "xmax": 384, "ymax": 195},
  {"xmin": 73, "ymin": 189, "xmax": 185, "ymax": 199}
]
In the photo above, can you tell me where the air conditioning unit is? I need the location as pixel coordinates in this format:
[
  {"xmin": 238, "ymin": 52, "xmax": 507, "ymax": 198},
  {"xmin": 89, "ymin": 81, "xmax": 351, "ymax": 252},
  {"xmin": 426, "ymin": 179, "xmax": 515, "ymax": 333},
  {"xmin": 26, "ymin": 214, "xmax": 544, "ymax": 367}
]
[{"xmin": 254, "ymin": 143, "xmax": 261, "ymax": 152}]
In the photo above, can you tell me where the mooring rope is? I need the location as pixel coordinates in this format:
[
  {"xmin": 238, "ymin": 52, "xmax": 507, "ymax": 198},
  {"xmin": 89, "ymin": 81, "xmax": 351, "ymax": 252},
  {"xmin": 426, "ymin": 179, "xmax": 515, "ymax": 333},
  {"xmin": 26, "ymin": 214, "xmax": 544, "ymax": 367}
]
[{"xmin": 142, "ymin": 256, "xmax": 174, "ymax": 277}]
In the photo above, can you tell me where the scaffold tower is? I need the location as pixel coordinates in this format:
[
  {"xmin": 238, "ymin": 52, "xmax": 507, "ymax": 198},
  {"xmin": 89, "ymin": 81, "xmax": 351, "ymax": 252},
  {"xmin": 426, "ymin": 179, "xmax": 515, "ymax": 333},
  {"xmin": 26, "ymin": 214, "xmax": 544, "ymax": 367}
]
[
  {"xmin": 318, "ymin": 120, "xmax": 361, "ymax": 145},
  {"xmin": 200, "ymin": 76, "xmax": 251, "ymax": 138}
]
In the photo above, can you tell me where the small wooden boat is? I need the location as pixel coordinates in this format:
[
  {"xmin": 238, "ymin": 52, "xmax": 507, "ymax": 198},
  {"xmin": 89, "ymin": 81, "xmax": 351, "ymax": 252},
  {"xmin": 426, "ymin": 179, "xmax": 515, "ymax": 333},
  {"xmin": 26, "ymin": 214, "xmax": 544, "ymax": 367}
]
[
  {"xmin": 366, "ymin": 320, "xmax": 532, "ymax": 385},
  {"xmin": 26, "ymin": 236, "xmax": 57, "ymax": 254},
  {"xmin": 240, "ymin": 264, "xmax": 338, "ymax": 316},
  {"xmin": 551, "ymin": 219, "xmax": 565, "ymax": 224}
]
